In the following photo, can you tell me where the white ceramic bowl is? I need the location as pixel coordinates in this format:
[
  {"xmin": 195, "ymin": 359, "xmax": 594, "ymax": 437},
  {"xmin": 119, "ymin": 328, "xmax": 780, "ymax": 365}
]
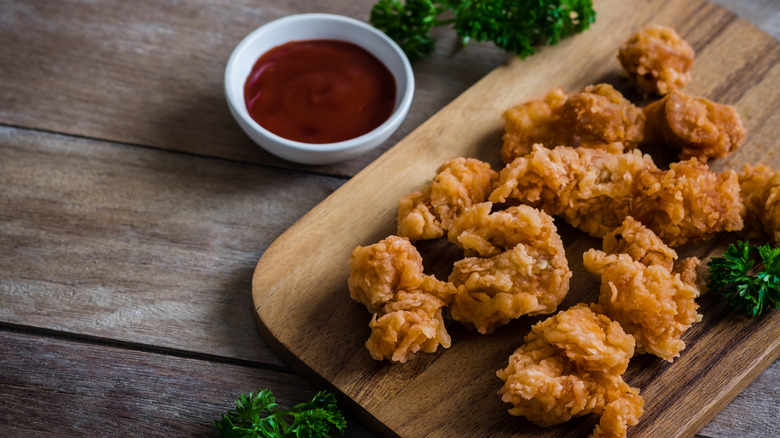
[{"xmin": 225, "ymin": 13, "xmax": 414, "ymax": 165}]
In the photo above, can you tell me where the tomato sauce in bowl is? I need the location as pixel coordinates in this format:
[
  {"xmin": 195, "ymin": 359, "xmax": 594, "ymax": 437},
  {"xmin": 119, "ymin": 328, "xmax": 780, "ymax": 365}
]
[
  {"xmin": 244, "ymin": 39, "xmax": 397, "ymax": 144},
  {"xmin": 225, "ymin": 13, "xmax": 414, "ymax": 164}
]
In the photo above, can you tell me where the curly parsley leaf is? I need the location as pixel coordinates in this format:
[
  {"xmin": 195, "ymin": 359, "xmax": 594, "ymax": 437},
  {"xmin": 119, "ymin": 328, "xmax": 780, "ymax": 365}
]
[
  {"xmin": 707, "ymin": 241, "xmax": 780, "ymax": 318},
  {"xmin": 370, "ymin": 0, "xmax": 441, "ymax": 59},
  {"xmin": 370, "ymin": 0, "xmax": 597, "ymax": 60},
  {"xmin": 215, "ymin": 389, "xmax": 346, "ymax": 438}
]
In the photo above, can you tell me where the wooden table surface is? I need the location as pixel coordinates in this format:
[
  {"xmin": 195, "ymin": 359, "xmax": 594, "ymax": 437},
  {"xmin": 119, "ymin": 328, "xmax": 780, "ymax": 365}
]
[{"xmin": 1, "ymin": 1, "xmax": 777, "ymax": 437}]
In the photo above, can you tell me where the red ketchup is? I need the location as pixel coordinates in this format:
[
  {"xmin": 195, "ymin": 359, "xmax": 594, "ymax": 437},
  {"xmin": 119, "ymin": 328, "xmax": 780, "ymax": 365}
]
[{"xmin": 244, "ymin": 39, "xmax": 397, "ymax": 144}]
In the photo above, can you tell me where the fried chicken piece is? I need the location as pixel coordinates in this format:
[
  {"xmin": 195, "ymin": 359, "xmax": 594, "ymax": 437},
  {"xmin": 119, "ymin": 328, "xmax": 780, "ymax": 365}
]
[
  {"xmin": 447, "ymin": 202, "xmax": 560, "ymax": 258},
  {"xmin": 348, "ymin": 236, "xmax": 456, "ymax": 362},
  {"xmin": 491, "ymin": 145, "xmax": 745, "ymax": 246},
  {"xmin": 491, "ymin": 145, "xmax": 656, "ymax": 237},
  {"xmin": 562, "ymin": 84, "xmax": 646, "ymax": 151},
  {"xmin": 591, "ymin": 394, "xmax": 645, "ymax": 438},
  {"xmin": 502, "ymin": 88, "xmax": 567, "ymax": 163},
  {"xmin": 673, "ymin": 256, "xmax": 704, "ymax": 290},
  {"xmin": 497, "ymin": 304, "xmax": 643, "ymax": 437},
  {"xmin": 631, "ymin": 158, "xmax": 744, "ymax": 247},
  {"xmin": 618, "ymin": 25, "xmax": 695, "ymax": 96},
  {"xmin": 604, "ymin": 216, "xmax": 703, "ymax": 287},
  {"xmin": 396, "ymin": 190, "xmax": 444, "ymax": 241},
  {"xmin": 397, "ymin": 158, "xmax": 498, "ymax": 240},
  {"xmin": 585, "ymin": 246, "xmax": 702, "ymax": 362},
  {"xmin": 738, "ymin": 164, "xmax": 780, "ymax": 244},
  {"xmin": 445, "ymin": 203, "xmax": 570, "ymax": 333},
  {"xmin": 643, "ymin": 90, "xmax": 746, "ymax": 161},
  {"xmin": 589, "ymin": 217, "xmax": 703, "ymax": 362},
  {"xmin": 501, "ymin": 84, "xmax": 645, "ymax": 162},
  {"xmin": 366, "ymin": 294, "xmax": 450, "ymax": 363},
  {"xmin": 349, "ymin": 235, "xmax": 449, "ymax": 312},
  {"xmin": 602, "ymin": 216, "xmax": 677, "ymax": 270}
]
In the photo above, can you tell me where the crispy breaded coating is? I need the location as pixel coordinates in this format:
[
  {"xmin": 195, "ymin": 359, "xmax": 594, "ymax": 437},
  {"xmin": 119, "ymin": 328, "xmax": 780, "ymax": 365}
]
[
  {"xmin": 397, "ymin": 158, "xmax": 498, "ymax": 240},
  {"xmin": 631, "ymin": 159, "xmax": 744, "ymax": 247},
  {"xmin": 396, "ymin": 190, "xmax": 445, "ymax": 241},
  {"xmin": 643, "ymin": 90, "xmax": 746, "ymax": 161},
  {"xmin": 673, "ymin": 256, "xmax": 703, "ymax": 290},
  {"xmin": 491, "ymin": 145, "xmax": 656, "ymax": 237},
  {"xmin": 447, "ymin": 202, "xmax": 560, "ymax": 258},
  {"xmin": 585, "ymin": 249, "xmax": 702, "ymax": 362},
  {"xmin": 618, "ymin": 25, "xmax": 695, "ymax": 96},
  {"xmin": 446, "ymin": 203, "xmax": 571, "ymax": 334},
  {"xmin": 501, "ymin": 84, "xmax": 645, "ymax": 163},
  {"xmin": 497, "ymin": 304, "xmax": 643, "ymax": 437},
  {"xmin": 604, "ymin": 216, "xmax": 703, "ymax": 288},
  {"xmin": 348, "ymin": 236, "xmax": 456, "ymax": 362},
  {"xmin": 502, "ymin": 88, "xmax": 567, "ymax": 163},
  {"xmin": 602, "ymin": 216, "xmax": 677, "ymax": 270},
  {"xmin": 600, "ymin": 216, "xmax": 704, "ymax": 343},
  {"xmin": 738, "ymin": 164, "xmax": 780, "ymax": 244},
  {"xmin": 591, "ymin": 394, "xmax": 645, "ymax": 438},
  {"xmin": 366, "ymin": 298, "xmax": 450, "ymax": 363},
  {"xmin": 491, "ymin": 145, "xmax": 745, "ymax": 246},
  {"xmin": 561, "ymin": 84, "xmax": 646, "ymax": 152},
  {"xmin": 349, "ymin": 235, "xmax": 445, "ymax": 312}
]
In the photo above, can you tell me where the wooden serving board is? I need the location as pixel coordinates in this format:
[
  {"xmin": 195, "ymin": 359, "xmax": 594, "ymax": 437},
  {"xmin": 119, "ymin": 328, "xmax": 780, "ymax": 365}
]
[{"xmin": 252, "ymin": 0, "xmax": 780, "ymax": 436}]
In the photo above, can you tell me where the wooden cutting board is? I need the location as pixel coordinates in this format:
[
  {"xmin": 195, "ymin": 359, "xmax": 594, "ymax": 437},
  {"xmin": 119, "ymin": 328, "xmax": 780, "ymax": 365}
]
[{"xmin": 252, "ymin": 0, "xmax": 780, "ymax": 436}]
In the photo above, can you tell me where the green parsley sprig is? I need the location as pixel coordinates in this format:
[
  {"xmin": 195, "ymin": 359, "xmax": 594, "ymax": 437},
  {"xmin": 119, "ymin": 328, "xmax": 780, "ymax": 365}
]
[
  {"xmin": 370, "ymin": 0, "xmax": 597, "ymax": 60},
  {"xmin": 215, "ymin": 389, "xmax": 346, "ymax": 438},
  {"xmin": 707, "ymin": 241, "xmax": 780, "ymax": 317}
]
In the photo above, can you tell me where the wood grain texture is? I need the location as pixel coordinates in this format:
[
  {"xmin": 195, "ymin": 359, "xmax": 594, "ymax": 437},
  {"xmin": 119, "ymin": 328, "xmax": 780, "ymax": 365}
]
[
  {"xmin": 0, "ymin": 0, "xmax": 777, "ymax": 436},
  {"xmin": 0, "ymin": 328, "xmax": 374, "ymax": 438},
  {"xmin": 698, "ymin": 360, "xmax": 780, "ymax": 437},
  {"xmin": 252, "ymin": 0, "xmax": 780, "ymax": 436},
  {"xmin": 0, "ymin": 125, "xmax": 342, "ymax": 364},
  {"xmin": 0, "ymin": 0, "xmax": 509, "ymax": 177},
  {"xmin": 711, "ymin": 0, "xmax": 780, "ymax": 38},
  {"xmin": 0, "ymin": 328, "xmax": 776, "ymax": 438}
]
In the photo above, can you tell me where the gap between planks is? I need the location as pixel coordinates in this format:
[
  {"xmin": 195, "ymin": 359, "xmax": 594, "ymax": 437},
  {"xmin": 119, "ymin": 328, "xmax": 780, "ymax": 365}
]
[
  {"xmin": 0, "ymin": 122, "xmax": 353, "ymax": 181},
  {"xmin": 0, "ymin": 321, "xmax": 293, "ymax": 374}
]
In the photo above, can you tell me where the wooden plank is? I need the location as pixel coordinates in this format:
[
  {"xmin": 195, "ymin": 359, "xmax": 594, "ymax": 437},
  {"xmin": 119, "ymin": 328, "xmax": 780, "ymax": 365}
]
[
  {"xmin": 0, "ymin": 0, "xmax": 508, "ymax": 177},
  {"xmin": 0, "ymin": 323, "xmax": 774, "ymax": 438},
  {"xmin": 698, "ymin": 359, "xmax": 780, "ymax": 437},
  {"xmin": 252, "ymin": 0, "xmax": 780, "ymax": 436},
  {"xmin": 0, "ymin": 125, "xmax": 342, "ymax": 365},
  {"xmin": 711, "ymin": 0, "xmax": 780, "ymax": 38},
  {"xmin": 0, "ymin": 328, "xmax": 373, "ymax": 437},
  {"xmin": 0, "ymin": 326, "xmax": 773, "ymax": 437}
]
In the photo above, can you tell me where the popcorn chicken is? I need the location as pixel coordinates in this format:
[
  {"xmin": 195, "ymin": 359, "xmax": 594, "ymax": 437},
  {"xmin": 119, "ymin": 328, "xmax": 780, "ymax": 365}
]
[
  {"xmin": 447, "ymin": 203, "xmax": 571, "ymax": 333},
  {"xmin": 348, "ymin": 235, "xmax": 456, "ymax": 362},
  {"xmin": 738, "ymin": 164, "xmax": 780, "ymax": 244},
  {"xmin": 631, "ymin": 158, "xmax": 744, "ymax": 247},
  {"xmin": 643, "ymin": 89, "xmax": 746, "ymax": 161},
  {"xmin": 491, "ymin": 145, "xmax": 653, "ymax": 237},
  {"xmin": 602, "ymin": 216, "xmax": 677, "ymax": 271},
  {"xmin": 585, "ymin": 218, "xmax": 703, "ymax": 362},
  {"xmin": 497, "ymin": 304, "xmax": 643, "ymax": 437},
  {"xmin": 501, "ymin": 84, "xmax": 645, "ymax": 162},
  {"xmin": 491, "ymin": 145, "xmax": 744, "ymax": 246},
  {"xmin": 618, "ymin": 25, "xmax": 695, "ymax": 95},
  {"xmin": 603, "ymin": 216, "xmax": 703, "ymax": 288},
  {"xmin": 397, "ymin": 158, "xmax": 498, "ymax": 240}
]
